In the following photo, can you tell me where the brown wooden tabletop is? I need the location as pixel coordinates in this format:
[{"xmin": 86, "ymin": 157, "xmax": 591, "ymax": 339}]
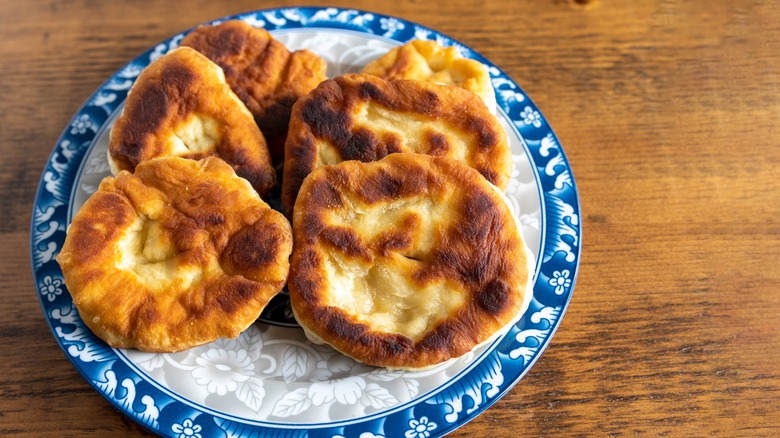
[{"xmin": 2, "ymin": 0, "xmax": 780, "ymax": 436}]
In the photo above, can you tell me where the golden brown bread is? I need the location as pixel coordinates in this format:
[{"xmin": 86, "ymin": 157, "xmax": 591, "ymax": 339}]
[
  {"xmin": 281, "ymin": 73, "xmax": 511, "ymax": 215},
  {"xmin": 180, "ymin": 20, "xmax": 328, "ymax": 165},
  {"xmin": 288, "ymin": 154, "xmax": 532, "ymax": 369},
  {"xmin": 362, "ymin": 39, "xmax": 497, "ymax": 113},
  {"xmin": 56, "ymin": 156, "xmax": 293, "ymax": 352},
  {"xmin": 108, "ymin": 46, "xmax": 276, "ymax": 198}
]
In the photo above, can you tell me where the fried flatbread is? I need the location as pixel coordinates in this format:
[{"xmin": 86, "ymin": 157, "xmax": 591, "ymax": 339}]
[
  {"xmin": 108, "ymin": 47, "xmax": 276, "ymax": 198},
  {"xmin": 181, "ymin": 20, "xmax": 328, "ymax": 165},
  {"xmin": 282, "ymin": 73, "xmax": 511, "ymax": 214},
  {"xmin": 288, "ymin": 154, "xmax": 532, "ymax": 369},
  {"xmin": 57, "ymin": 157, "xmax": 293, "ymax": 352}
]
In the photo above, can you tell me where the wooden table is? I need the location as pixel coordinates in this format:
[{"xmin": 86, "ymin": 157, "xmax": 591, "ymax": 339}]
[{"xmin": 2, "ymin": 0, "xmax": 779, "ymax": 436}]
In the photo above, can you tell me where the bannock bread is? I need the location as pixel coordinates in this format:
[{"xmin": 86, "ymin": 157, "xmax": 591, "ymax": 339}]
[
  {"xmin": 282, "ymin": 73, "xmax": 511, "ymax": 214},
  {"xmin": 288, "ymin": 154, "xmax": 532, "ymax": 370},
  {"xmin": 181, "ymin": 20, "xmax": 328, "ymax": 165},
  {"xmin": 56, "ymin": 156, "xmax": 293, "ymax": 352},
  {"xmin": 108, "ymin": 46, "xmax": 276, "ymax": 198},
  {"xmin": 362, "ymin": 39, "xmax": 497, "ymax": 114}
]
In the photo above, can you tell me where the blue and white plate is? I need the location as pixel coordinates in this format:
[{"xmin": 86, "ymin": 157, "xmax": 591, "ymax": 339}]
[{"xmin": 31, "ymin": 7, "xmax": 580, "ymax": 438}]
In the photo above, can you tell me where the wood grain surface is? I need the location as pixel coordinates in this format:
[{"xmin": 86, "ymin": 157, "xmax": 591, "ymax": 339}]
[{"xmin": 2, "ymin": 0, "xmax": 780, "ymax": 436}]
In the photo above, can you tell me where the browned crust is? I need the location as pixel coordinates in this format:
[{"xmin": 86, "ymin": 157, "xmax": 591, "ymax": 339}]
[
  {"xmin": 361, "ymin": 39, "xmax": 496, "ymax": 110},
  {"xmin": 56, "ymin": 157, "xmax": 293, "ymax": 352},
  {"xmin": 281, "ymin": 73, "xmax": 511, "ymax": 215},
  {"xmin": 288, "ymin": 154, "xmax": 529, "ymax": 369},
  {"xmin": 108, "ymin": 47, "xmax": 276, "ymax": 198},
  {"xmin": 180, "ymin": 20, "xmax": 327, "ymax": 165}
]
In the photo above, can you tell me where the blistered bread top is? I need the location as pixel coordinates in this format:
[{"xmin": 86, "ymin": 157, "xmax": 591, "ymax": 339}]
[
  {"xmin": 108, "ymin": 46, "xmax": 276, "ymax": 198},
  {"xmin": 288, "ymin": 154, "xmax": 531, "ymax": 369},
  {"xmin": 56, "ymin": 157, "xmax": 293, "ymax": 352},
  {"xmin": 180, "ymin": 20, "xmax": 328, "ymax": 165},
  {"xmin": 362, "ymin": 39, "xmax": 497, "ymax": 113},
  {"xmin": 281, "ymin": 73, "xmax": 511, "ymax": 215}
]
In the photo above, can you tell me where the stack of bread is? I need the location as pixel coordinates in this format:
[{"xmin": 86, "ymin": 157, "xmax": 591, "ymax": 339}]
[{"xmin": 57, "ymin": 20, "xmax": 532, "ymax": 370}]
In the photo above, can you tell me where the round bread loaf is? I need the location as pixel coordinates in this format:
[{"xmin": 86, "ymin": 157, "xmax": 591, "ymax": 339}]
[
  {"xmin": 281, "ymin": 73, "xmax": 511, "ymax": 215},
  {"xmin": 56, "ymin": 156, "xmax": 293, "ymax": 352},
  {"xmin": 288, "ymin": 153, "xmax": 532, "ymax": 369},
  {"xmin": 181, "ymin": 20, "xmax": 328, "ymax": 166},
  {"xmin": 362, "ymin": 39, "xmax": 498, "ymax": 114},
  {"xmin": 108, "ymin": 46, "xmax": 276, "ymax": 198}
]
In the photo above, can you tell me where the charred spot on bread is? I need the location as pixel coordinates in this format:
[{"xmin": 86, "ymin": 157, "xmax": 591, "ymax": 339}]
[
  {"xmin": 108, "ymin": 47, "xmax": 276, "ymax": 198},
  {"xmin": 282, "ymin": 73, "xmax": 510, "ymax": 215},
  {"xmin": 57, "ymin": 157, "xmax": 292, "ymax": 352},
  {"xmin": 181, "ymin": 20, "xmax": 327, "ymax": 165}
]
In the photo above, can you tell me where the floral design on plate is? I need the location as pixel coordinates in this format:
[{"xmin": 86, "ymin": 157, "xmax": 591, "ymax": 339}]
[
  {"xmin": 171, "ymin": 419, "xmax": 202, "ymax": 438},
  {"xmin": 31, "ymin": 7, "xmax": 580, "ymax": 438}
]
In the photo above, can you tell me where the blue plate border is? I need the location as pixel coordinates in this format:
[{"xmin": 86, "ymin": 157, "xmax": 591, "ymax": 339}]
[{"xmin": 30, "ymin": 7, "xmax": 581, "ymax": 438}]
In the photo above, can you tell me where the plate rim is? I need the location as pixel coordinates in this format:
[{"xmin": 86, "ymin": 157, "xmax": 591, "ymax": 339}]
[{"xmin": 30, "ymin": 6, "xmax": 581, "ymax": 438}]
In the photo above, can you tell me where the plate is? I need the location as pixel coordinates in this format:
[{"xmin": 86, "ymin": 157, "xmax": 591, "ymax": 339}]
[{"xmin": 31, "ymin": 7, "xmax": 580, "ymax": 438}]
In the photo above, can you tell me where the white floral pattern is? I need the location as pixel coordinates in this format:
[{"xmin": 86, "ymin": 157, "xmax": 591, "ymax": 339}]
[
  {"xmin": 405, "ymin": 416, "xmax": 437, "ymax": 438},
  {"xmin": 520, "ymin": 105, "xmax": 542, "ymax": 128},
  {"xmin": 309, "ymin": 376, "xmax": 366, "ymax": 405},
  {"xmin": 192, "ymin": 349, "xmax": 254, "ymax": 395},
  {"xmin": 380, "ymin": 17, "xmax": 405, "ymax": 36},
  {"xmin": 39, "ymin": 275, "xmax": 63, "ymax": 302},
  {"xmin": 171, "ymin": 418, "xmax": 202, "ymax": 438},
  {"xmin": 69, "ymin": 114, "xmax": 96, "ymax": 135},
  {"xmin": 549, "ymin": 270, "xmax": 572, "ymax": 295}
]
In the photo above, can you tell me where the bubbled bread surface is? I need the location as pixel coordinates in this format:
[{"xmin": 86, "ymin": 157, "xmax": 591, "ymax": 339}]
[
  {"xmin": 288, "ymin": 154, "xmax": 530, "ymax": 369},
  {"xmin": 362, "ymin": 39, "xmax": 498, "ymax": 114},
  {"xmin": 181, "ymin": 20, "xmax": 327, "ymax": 165},
  {"xmin": 282, "ymin": 73, "xmax": 511, "ymax": 215},
  {"xmin": 56, "ymin": 157, "xmax": 292, "ymax": 352},
  {"xmin": 108, "ymin": 47, "xmax": 276, "ymax": 198}
]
